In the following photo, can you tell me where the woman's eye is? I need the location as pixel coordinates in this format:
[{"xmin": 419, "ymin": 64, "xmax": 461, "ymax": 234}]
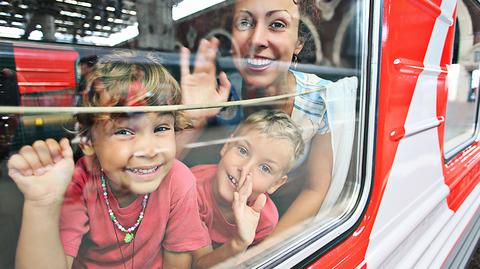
[
  {"xmin": 260, "ymin": 164, "xmax": 271, "ymax": 174},
  {"xmin": 154, "ymin": 125, "xmax": 171, "ymax": 133},
  {"xmin": 238, "ymin": 146, "xmax": 248, "ymax": 156},
  {"xmin": 235, "ymin": 18, "xmax": 253, "ymax": 31},
  {"xmin": 270, "ymin": 21, "xmax": 286, "ymax": 30},
  {"xmin": 114, "ymin": 129, "xmax": 134, "ymax": 136}
]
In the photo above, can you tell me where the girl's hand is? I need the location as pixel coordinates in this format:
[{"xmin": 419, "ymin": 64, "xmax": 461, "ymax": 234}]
[
  {"xmin": 180, "ymin": 38, "xmax": 231, "ymax": 127},
  {"xmin": 7, "ymin": 138, "xmax": 75, "ymax": 206},
  {"xmin": 231, "ymin": 171, "xmax": 267, "ymax": 250}
]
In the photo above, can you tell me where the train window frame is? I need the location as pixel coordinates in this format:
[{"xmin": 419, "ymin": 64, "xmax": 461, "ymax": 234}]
[
  {"xmin": 211, "ymin": 0, "xmax": 378, "ymax": 267},
  {"xmin": 0, "ymin": 0, "xmax": 378, "ymax": 268},
  {"xmin": 444, "ymin": 0, "xmax": 480, "ymax": 161}
]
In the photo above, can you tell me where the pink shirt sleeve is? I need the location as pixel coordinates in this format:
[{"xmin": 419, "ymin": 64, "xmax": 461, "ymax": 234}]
[
  {"xmin": 59, "ymin": 158, "xmax": 91, "ymax": 257},
  {"xmin": 162, "ymin": 160, "xmax": 211, "ymax": 251}
]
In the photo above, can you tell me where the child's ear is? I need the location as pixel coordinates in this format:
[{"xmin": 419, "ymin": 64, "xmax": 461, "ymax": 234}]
[
  {"xmin": 79, "ymin": 137, "xmax": 95, "ymax": 156},
  {"xmin": 267, "ymin": 175, "xmax": 288, "ymax": 194},
  {"xmin": 220, "ymin": 134, "xmax": 234, "ymax": 157},
  {"xmin": 220, "ymin": 143, "xmax": 227, "ymax": 157}
]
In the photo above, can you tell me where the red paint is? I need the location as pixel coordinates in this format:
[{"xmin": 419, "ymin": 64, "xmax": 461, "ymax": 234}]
[
  {"xmin": 434, "ymin": 5, "xmax": 480, "ymax": 212},
  {"xmin": 445, "ymin": 142, "xmax": 480, "ymax": 211},
  {"xmin": 13, "ymin": 46, "xmax": 79, "ymax": 107},
  {"xmin": 14, "ymin": 46, "xmax": 78, "ymax": 94},
  {"xmin": 309, "ymin": 0, "xmax": 444, "ymax": 267}
]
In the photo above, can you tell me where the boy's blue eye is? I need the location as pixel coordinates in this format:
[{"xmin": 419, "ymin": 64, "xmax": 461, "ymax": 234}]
[
  {"xmin": 114, "ymin": 129, "xmax": 134, "ymax": 136},
  {"xmin": 154, "ymin": 125, "xmax": 171, "ymax": 133},
  {"xmin": 260, "ymin": 164, "xmax": 271, "ymax": 174},
  {"xmin": 238, "ymin": 146, "xmax": 248, "ymax": 156}
]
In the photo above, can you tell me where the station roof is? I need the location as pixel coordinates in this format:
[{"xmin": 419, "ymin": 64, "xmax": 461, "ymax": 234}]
[{"xmin": 0, "ymin": 0, "xmax": 137, "ymax": 39}]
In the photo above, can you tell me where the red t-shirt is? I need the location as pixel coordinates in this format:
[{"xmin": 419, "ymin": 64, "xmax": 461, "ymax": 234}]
[
  {"xmin": 191, "ymin": 164, "xmax": 278, "ymax": 247},
  {"xmin": 60, "ymin": 157, "xmax": 210, "ymax": 269}
]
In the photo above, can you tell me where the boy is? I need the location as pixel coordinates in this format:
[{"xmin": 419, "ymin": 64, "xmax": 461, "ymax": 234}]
[{"xmin": 193, "ymin": 110, "xmax": 305, "ymax": 268}]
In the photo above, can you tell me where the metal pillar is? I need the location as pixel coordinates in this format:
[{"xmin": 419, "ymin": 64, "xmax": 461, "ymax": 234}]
[{"xmin": 136, "ymin": 0, "xmax": 180, "ymax": 51}]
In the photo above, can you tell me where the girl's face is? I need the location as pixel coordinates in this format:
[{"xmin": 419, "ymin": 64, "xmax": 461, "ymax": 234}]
[
  {"xmin": 232, "ymin": 0, "xmax": 303, "ymax": 89},
  {"xmin": 90, "ymin": 112, "xmax": 176, "ymax": 195}
]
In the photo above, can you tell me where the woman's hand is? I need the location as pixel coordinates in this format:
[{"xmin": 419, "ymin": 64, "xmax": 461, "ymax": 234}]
[
  {"xmin": 180, "ymin": 38, "xmax": 231, "ymax": 127},
  {"xmin": 231, "ymin": 171, "xmax": 266, "ymax": 250},
  {"xmin": 7, "ymin": 138, "xmax": 75, "ymax": 207}
]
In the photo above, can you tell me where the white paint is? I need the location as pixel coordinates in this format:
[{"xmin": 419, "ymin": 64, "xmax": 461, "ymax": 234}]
[
  {"xmin": 415, "ymin": 184, "xmax": 480, "ymax": 268},
  {"xmin": 365, "ymin": 0, "xmax": 457, "ymax": 267},
  {"xmin": 387, "ymin": 202, "xmax": 453, "ymax": 268},
  {"xmin": 446, "ymin": 64, "xmax": 460, "ymax": 101}
]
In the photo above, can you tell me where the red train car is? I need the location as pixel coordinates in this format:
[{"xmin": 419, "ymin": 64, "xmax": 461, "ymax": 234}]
[{"xmin": 1, "ymin": 0, "xmax": 480, "ymax": 268}]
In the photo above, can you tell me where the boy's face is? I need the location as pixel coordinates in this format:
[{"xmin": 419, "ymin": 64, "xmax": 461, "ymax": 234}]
[
  {"xmin": 214, "ymin": 128, "xmax": 293, "ymax": 205},
  {"xmin": 86, "ymin": 112, "xmax": 176, "ymax": 195}
]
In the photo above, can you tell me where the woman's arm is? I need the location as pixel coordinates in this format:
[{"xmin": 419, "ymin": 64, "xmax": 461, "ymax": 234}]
[{"xmin": 273, "ymin": 132, "xmax": 333, "ymax": 234}]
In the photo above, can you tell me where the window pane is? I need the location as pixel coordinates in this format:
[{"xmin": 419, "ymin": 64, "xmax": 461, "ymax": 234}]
[
  {"xmin": 444, "ymin": 0, "xmax": 480, "ymax": 154},
  {"xmin": 0, "ymin": 0, "xmax": 366, "ymax": 267}
]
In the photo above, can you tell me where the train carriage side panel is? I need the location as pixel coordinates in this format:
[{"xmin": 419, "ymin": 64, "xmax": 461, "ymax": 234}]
[
  {"xmin": 13, "ymin": 45, "xmax": 78, "ymax": 107},
  {"xmin": 310, "ymin": 0, "xmax": 460, "ymax": 268}
]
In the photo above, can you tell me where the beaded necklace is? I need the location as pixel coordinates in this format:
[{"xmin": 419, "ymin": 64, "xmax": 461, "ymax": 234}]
[
  {"xmin": 101, "ymin": 173, "xmax": 149, "ymax": 243},
  {"xmin": 111, "ymin": 218, "xmax": 135, "ymax": 269}
]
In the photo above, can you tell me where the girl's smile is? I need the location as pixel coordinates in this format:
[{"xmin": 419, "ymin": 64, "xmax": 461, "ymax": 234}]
[{"xmin": 125, "ymin": 164, "xmax": 164, "ymax": 181}]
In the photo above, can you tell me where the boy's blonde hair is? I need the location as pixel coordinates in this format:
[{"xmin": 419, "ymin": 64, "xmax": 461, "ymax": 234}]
[
  {"xmin": 76, "ymin": 50, "xmax": 188, "ymax": 138},
  {"xmin": 233, "ymin": 110, "xmax": 305, "ymax": 171}
]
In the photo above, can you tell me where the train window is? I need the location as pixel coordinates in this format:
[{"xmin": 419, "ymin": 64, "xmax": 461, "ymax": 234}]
[
  {"xmin": 444, "ymin": 0, "xmax": 480, "ymax": 156},
  {"xmin": 0, "ymin": 0, "xmax": 368, "ymax": 268}
]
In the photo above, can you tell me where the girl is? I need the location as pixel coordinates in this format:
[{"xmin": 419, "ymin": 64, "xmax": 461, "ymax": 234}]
[{"xmin": 8, "ymin": 51, "xmax": 210, "ymax": 269}]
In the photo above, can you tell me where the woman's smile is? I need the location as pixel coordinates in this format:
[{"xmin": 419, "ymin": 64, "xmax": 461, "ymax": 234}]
[{"xmin": 245, "ymin": 57, "xmax": 274, "ymax": 71}]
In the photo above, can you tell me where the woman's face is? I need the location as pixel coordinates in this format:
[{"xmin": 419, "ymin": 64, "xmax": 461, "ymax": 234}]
[{"xmin": 232, "ymin": 0, "xmax": 304, "ymax": 89}]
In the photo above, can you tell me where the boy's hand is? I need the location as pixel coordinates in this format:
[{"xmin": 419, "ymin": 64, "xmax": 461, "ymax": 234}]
[
  {"xmin": 231, "ymin": 170, "xmax": 267, "ymax": 251},
  {"xmin": 180, "ymin": 38, "xmax": 231, "ymax": 127},
  {"xmin": 7, "ymin": 138, "xmax": 75, "ymax": 206}
]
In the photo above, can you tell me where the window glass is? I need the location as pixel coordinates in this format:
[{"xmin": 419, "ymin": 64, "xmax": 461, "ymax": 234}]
[
  {"xmin": 0, "ymin": 0, "xmax": 366, "ymax": 267},
  {"xmin": 444, "ymin": 0, "xmax": 480, "ymax": 154}
]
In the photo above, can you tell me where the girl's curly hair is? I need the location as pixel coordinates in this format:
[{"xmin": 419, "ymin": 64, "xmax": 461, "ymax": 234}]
[{"xmin": 76, "ymin": 51, "xmax": 189, "ymax": 139}]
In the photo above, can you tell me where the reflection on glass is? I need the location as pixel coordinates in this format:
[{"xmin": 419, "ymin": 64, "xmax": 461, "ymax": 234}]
[
  {"xmin": 444, "ymin": 0, "xmax": 480, "ymax": 154},
  {"xmin": 0, "ymin": 0, "xmax": 363, "ymax": 267}
]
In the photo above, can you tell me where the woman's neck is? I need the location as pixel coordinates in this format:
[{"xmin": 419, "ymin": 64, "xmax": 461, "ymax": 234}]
[
  {"xmin": 244, "ymin": 71, "xmax": 296, "ymax": 115},
  {"xmin": 247, "ymin": 72, "xmax": 295, "ymax": 96}
]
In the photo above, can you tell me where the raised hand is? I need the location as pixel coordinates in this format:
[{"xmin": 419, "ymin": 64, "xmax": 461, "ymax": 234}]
[
  {"xmin": 180, "ymin": 38, "xmax": 231, "ymax": 127},
  {"xmin": 231, "ymin": 170, "xmax": 267, "ymax": 250},
  {"xmin": 7, "ymin": 138, "xmax": 75, "ymax": 206}
]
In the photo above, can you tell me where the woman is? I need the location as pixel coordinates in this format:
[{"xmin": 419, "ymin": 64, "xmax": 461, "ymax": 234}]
[{"xmin": 180, "ymin": 0, "xmax": 332, "ymax": 234}]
